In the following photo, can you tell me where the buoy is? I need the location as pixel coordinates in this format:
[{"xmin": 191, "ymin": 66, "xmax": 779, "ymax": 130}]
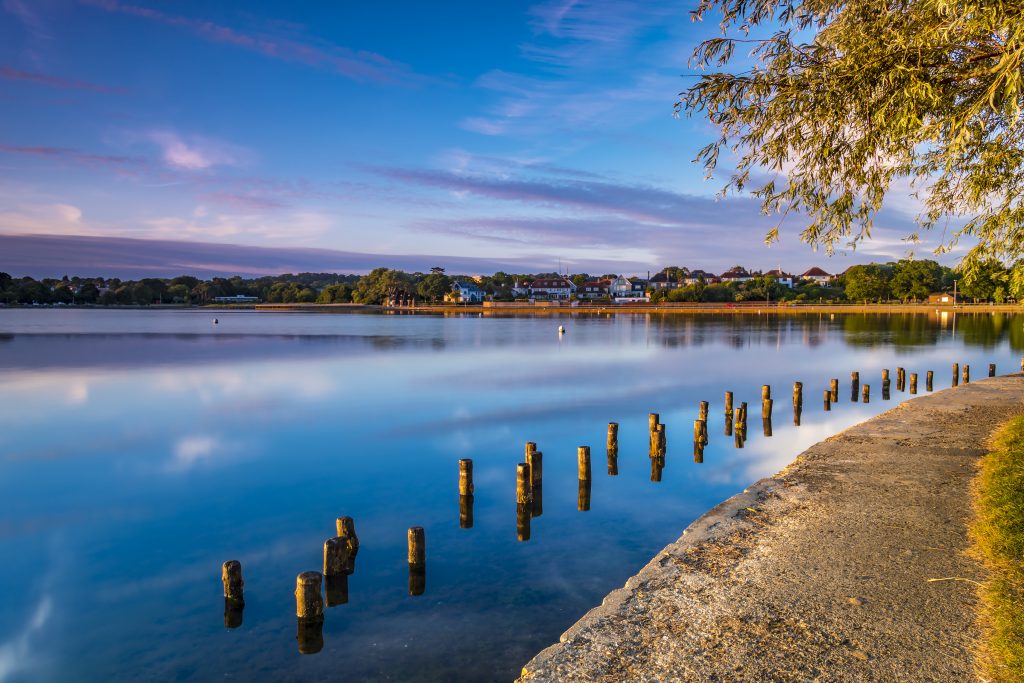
[
  {"xmin": 213, "ymin": 318, "xmax": 219, "ymax": 324},
  {"xmin": 558, "ymin": 325, "xmax": 565, "ymax": 334}
]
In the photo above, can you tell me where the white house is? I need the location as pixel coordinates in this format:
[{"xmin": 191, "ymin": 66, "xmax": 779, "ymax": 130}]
[
  {"xmin": 801, "ymin": 267, "xmax": 833, "ymax": 285},
  {"xmin": 447, "ymin": 280, "xmax": 484, "ymax": 303},
  {"xmin": 529, "ymin": 277, "xmax": 576, "ymax": 300}
]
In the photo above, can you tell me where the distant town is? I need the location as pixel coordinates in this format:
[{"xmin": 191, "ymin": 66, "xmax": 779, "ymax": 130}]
[{"xmin": 0, "ymin": 259, "xmax": 1013, "ymax": 306}]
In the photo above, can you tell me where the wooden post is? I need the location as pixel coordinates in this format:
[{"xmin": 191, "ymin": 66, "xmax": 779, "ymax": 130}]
[
  {"xmin": 830, "ymin": 378, "xmax": 839, "ymax": 402},
  {"xmin": 578, "ymin": 477, "xmax": 592, "ymax": 510},
  {"xmin": 295, "ymin": 571, "xmax": 324, "ymax": 621},
  {"xmin": 323, "ymin": 537, "xmax": 350, "ymax": 577},
  {"xmin": 851, "ymin": 372, "xmax": 860, "ymax": 402},
  {"xmin": 824, "ymin": 389, "xmax": 831, "ymax": 411},
  {"xmin": 525, "ymin": 441, "xmax": 536, "ymax": 459},
  {"xmin": 649, "ymin": 413, "xmax": 659, "ymax": 455},
  {"xmin": 516, "ymin": 463, "xmax": 532, "ymax": 504},
  {"xmin": 699, "ymin": 400, "xmax": 709, "ymax": 423},
  {"xmin": 762, "ymin": 397, "xmax": 773, "ymax": 420},
  {"xmin": 926, "ymin": 370, "xmax": 934, "ymax": 392},
  {"xmin": 762, "ymin": 384, "xmax": 771, "ymax": 401},
  {"xmin": 222, "ymin": 560, "xmax": 244, "ymax": 603},
  {"xmin": 458, "ymin": 459, "xmax": 474, "ymax": 496},
  {"xmin": 648, "ymin": 413, "xmax": 660, "ymax": 431},
  {"xmin": 724, "ymin": 391, "xmax": 734, "ymax": 436},
  {"xmin": 526, "ymin": 450, "xmax": 542, "ymax": 489},
  {"xmin": 882, "ymin": 368, "xmax": 890, "ymax": 382},
  {"xmin": 896, "ymin": 367, "xmax": 905, "ymax": 392},
  {"xmin": 762, "ymin": 414, "xmax": 773, "ymax": 437},
  {"xmin": 953, "ymin": 362, "xmax": 959, "ymax": 387},
  {"xmin": 656, "ymin": 424, "xmax": 666, "ymax": 456},
  {"xmin": 792, "ymin": 381, "xmax": 803, "ymax": 408},
  {"xmin": 909, "ymin": 373, "xmax": 918, "ymax": 394},
  {"xmin": 607, "ymin": 422, "xmax": 618, "ymax": 454},
  {"xmin": 531, "ymin": 481, "xmax": 543, "ymax": 517},
  {"xmin": 408, "ymin": 527, "xmax": 425, "ymax": 596},
  {"xmin": 578, "ymin": 446, "xmax": 591, "ymax": 480},
  {"xmin": 862, "ymin": 384, "xmax": 870, "ymax": 403},
  {"xmin": 989, "ymin": 363, "xmax": 996, "ymax": 377},
  {"xmin": 693, "ymin": 441, "xmax": 705, "ymax": 463},
  {"xmin": 459, "ymin": 494, "xmax": 473, "ymax": 529},
  {"xmin": 963, "ymin": 364, "xmax": 970, "ymax": 383},
  {"xmin": 650, "ymin": 455, "xmax": 664, "ymax": 481}
]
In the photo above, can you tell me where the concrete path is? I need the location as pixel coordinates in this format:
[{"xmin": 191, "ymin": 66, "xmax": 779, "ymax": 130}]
[{"xmin": 519, "ymin": 376, "xmax": 1024, "ymax": 682}]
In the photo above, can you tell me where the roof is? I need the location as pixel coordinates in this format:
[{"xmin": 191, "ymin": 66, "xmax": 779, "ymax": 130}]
[
  {"xmin": 719, "ymin": 269, "xmax": 750, "ymax": 279},
  {"xmin": 686, "ymin": 269, "xmax": 712, "ymax": 278},
  {"xmin": 764, "ymin": 269, "xmax": 793, "ymax": 278},
  {"xmin": 530, "ymin": 278, "xmax": 573, "ymax": 289},
  {"xmin": 649, "ymin": 272, "xmax": 675, "ymax": 283},
  {"xmin": 802, "ymin": 267, "xmax": 832, "ymax": 277},
  {"xmin": 452, "ymin": 280, "xmax": 482, "ymax": 291},
  {"xmin": 581, "ymin": 280, "xmax": 609, "ymax": 288}
]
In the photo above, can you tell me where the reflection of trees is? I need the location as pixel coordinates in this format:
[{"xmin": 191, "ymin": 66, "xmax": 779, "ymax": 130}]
[
  {"xmin": 841, "ymin": 314, "xmax": 940, "ymax": 347},
  {"xmin": 956, "ymin": 313, "xmax": 1009, "ymax": 349}
]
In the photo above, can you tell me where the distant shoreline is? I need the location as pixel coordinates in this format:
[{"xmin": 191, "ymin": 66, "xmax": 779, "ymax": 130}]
[{"xmin": 1, "ymin": 302, "xmax": 1022, "ymax": 314}]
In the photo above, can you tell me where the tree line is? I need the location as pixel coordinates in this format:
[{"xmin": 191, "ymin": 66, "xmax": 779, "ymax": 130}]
[{"xmin": 0, "ymin": 259, "xmax": 1015, "ymax": 306}]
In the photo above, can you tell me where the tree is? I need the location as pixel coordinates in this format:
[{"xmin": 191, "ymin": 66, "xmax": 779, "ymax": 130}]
[
  {"xmin": 745, "ymin": 275, "xmax": 783, "ymax": 301},
  {"xmin": 843, "ymin": 264, "xmax": 891, "ymax": 302},
  {"xmin": 890, "ymin": 259, "xmax": 942, "ymax": 302},
  {"xmin": 416, "ymin": 273, "xmax": 451, "ymax": 302},
  {"xmin": 678, "ymin": 1, "xmax": 1024, "ymax": 281},
  {"xmin": 960, "ymin": 260, "xmax": 1008, "ymax": 301}
]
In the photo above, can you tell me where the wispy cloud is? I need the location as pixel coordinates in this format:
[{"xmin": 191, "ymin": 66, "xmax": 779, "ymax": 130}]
[
  {"xmin": 145, "ymin": 130, "xmax": 251, "ymax": 171},
  {"xmin": 0, "ymin": 65, "xmax": 128, "ymax": 94},
  {"xmin": 79, "ymin": 0, "xmax": 420, "ymax": 84},
  {"xmin": 0, "ymin": 143, "xmax": 141, "ymax": 169}
]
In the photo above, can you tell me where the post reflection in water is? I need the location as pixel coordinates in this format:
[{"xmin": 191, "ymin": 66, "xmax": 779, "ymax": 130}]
[
  {"xmin": 531, "ymin": 485, "xmax": 543, "ymax": 517},
  {"xmin": 296, "ymin": 618, "xmax": 324, "ymax": 655},
  {"xmin": 517, "ymin": 502, "xmax": 532, "ymax": 540},
  {"xmin": 460, "ymin": 494, "xmax": 474, "ymax": 529},
  {"xmin": 577, "ymin": 477, "xmax": 592, "ymax": 510},
  {"xmin": 223, "ymin": 597, "xmax": 244, "ymax": 629},
  {"xmin": 325, "ymin": 573, "xmax": 349, "ymax": 607}
]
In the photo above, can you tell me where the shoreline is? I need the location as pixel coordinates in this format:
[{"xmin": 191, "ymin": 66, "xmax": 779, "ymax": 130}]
[{"xmin": 518, "ymin": 375, "xmax": 1024, "ymax": 681}]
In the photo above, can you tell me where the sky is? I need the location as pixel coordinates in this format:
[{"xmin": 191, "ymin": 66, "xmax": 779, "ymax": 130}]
[{"xmin": 0, "ymin": 0, "xmax": 958, "ymax": 277}]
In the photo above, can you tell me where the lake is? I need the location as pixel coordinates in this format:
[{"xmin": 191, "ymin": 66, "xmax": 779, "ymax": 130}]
[{"xmin": 0, "ymin": 308, "xmax": 1019, "ymax": 682}]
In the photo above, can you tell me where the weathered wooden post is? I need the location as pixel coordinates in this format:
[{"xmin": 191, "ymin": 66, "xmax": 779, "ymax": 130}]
[
  {"xmin": 295, "ymin": 571, "xmax": 324, "ymax": 621},
  {"xmin": 963, "ymin": 364, "xmax": 971, "ymax": 383},
  {"xmin": 222, "ymin": 560, "xmax": 244, "ymax": 603},
  {"xmin": 648, "ymin": 413, "xmax": 660, "ymax": 455},
  {"xmin": 656, "ymin": 423, "xmax": 666, "ymax": 456},
  {"xmin": 762, "ymin": 396, "xmax": 773, "ymax": 420},
  {"xmin": 526, "ymin": 449, "xmax": 542, "ymax": 490},
  {"xmin": 324, "ymin": 573, "xmax": 349, "ymax": 608},
  {"xmin": 882, "ymin": 368, "xmax": 890, "ymax": 383},
  {"xmin": 222, "ymin": 560, "xmax": 244, "ymax": 628},
  {"xmin": 989, "ymin": 363, "xmax": 996, "ymax": 377},
  {"xmin": 408, "ymin": 527, "xmax": 425, "ymax": 596},
  {"xmin": 693, "ymin": 441, "xmax": 705, "ymax": 464},
  {"xmin": 762, "ymin": 412, "xmax": 773, "ymax": 437},
  {"xmin": 926, "ymin": 370, "xmax": 934, "ymax": 392},
  {"xmin": 516, "ymin": 463, "xmax": 532, "ymax": 504},
  {"xmin": 909, "ymin": 373, "xmax": 918, "ymax": 394},
  {"xmin": 724, "ymin": 391, "xmax": 734, "ymax": 435},
  {"xmin": 607, "ymin": 422, "xmax": 618, "ymax": 454},
  {"xmin": 607, "ymin": 444, "xmax": 618, "ymax": 476},
  {"xmin": 525, "ymin": 441, "xmax": 536, "ymax": 460},
  {"xmin": 897, "ymin": 367, "xmax": 905, "ymax": 392},
  {"xmin": 458, "ymin": 461, "xmax": 474, "ymax": 527},
  {"xmin": 824, "ymin": 389, "xmax": 832, "ymax": 411},
  {"xmin": 458, "ymin": 459, "xmax": 474, "ymax": 496},
  {"xmin": 792, "ymin": 381, "xmax": 803, "ymax": 409},
  {"xmin": 830, "ymin": 378, "xmax": 839, "ymax": 402},
  {"xmin": 850, "ymin": 372, "xmax": 860, "ymax": 402},
  {"xmin": 577, "ymin": 446, "xmax": 591, "ymax": 481},
  {"xmin": 862, "ymin": 384, "xmax": 870, "ymax": 403},
  {"xmin": 953, "ymin": 362, "xmax": 960, "ymax": 386},
  {"xmin": 650, "ymin": 455, "xmax": 664, "ymax": 481},
  {"xmin": 699, "ymin": 400, "xmax": 709, "ymax": 423},
  {"xmin": 762, "ymin": 385, "xmax": 771, "ymax": 401},
  {"xmin": 323, "ymin": 537, "xmax": 350, "ymax": 577},
  {"xmin": 517, "ymin": 501, "xmax": 532, "ymax": 540}
]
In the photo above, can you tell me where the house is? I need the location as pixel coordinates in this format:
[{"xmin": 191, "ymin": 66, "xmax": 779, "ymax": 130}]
[
  {"xmin": 764, "ymin": 269, "xmax": 795, "ymax": 288},
  {"xmin": 577, "ymin": 279, "xmax": 611, "ymax": 300},
  {"xmin": 649, "ymin": 272, "xmax": 680, "ymax": 290},
  {"xmin": 928, "ymin": 291, "xmax": 959, "ymax": 305},
  {"xmin": 529, "ymin": 277, "xmax": 576, "ymax": 300},
  {"xmin": 447, "ymin": 280, "xmax": 484, "ymax": 303},
  {"xmin": 682, "ymin": 269, "xmax": 714, "ymax": 285},
  {"xmin": 511, "ymin": 279, "xmax": 530, "ymax": 297},
  {"xmin": 609, "ymin": 276, "xmax": 649, "ymax": 302},
  {"xmin": 801, "ymin": 267, "xmax": 833, "ymax": 285},
  {"xmin": 719, "ymin": 266, "xmax": 753, "ymax": 283}
]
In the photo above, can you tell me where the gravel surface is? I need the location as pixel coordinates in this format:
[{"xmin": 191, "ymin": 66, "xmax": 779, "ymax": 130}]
[{"xmin": 519, "ymin": 376, "xmax": 1024, "ymax": 682}]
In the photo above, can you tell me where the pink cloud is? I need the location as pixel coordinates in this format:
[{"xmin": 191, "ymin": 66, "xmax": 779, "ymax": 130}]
[
  {"xmin": 146, "ymin": 131, "xmax": 251, "ymax": 171},
  {"xmin": 0, "ymin": 143, "xmax": 142, "ymax": 168},
  {"xmin": 79, "ymin": 0, "xmax": 419, "ymax": 84},
  {"xmin": 0, "ymin": 65, "xmax": 128, "ymax": 94}
]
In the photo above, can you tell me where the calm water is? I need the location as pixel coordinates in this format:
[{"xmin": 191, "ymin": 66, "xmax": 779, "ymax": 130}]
[{"xmin": 0, "ymin": 309, "xmax": 1019, "ymax": 682}]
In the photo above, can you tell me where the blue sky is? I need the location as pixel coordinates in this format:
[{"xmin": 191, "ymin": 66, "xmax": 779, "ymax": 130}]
[{"xmin": 0, "ymin": 0, "xmax": 948, "ymax": 276}]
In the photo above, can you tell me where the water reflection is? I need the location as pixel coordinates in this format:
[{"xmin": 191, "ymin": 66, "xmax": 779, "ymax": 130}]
[{"xmin": 1, "ymin": 309, "xmax": 1021, "ymax": 682}]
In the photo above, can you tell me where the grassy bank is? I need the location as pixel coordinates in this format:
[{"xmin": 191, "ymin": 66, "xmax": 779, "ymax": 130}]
[{"xmin": 972, "ymin": 415, "xmax": 1024, "ymax": 682}]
